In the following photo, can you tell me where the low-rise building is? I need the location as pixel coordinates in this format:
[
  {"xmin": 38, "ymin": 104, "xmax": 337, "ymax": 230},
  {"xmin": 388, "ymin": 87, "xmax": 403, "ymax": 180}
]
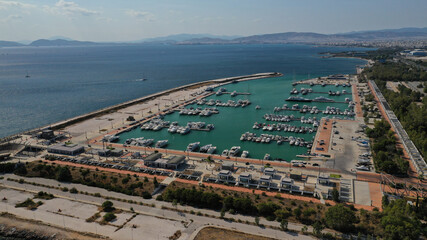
[
  {"xmin": 218, "ymin": 170, "xmax": 232, "ymax": 180},
  {"xmin": 47, "ymin": 143, "xmax": 84, "ymax": 156},
  {"xmin": 281, "ymin": 177, "xmax": 294, "ymax": 190},
  {"xmin": 259, "ymin": 174, "xmax": 272, "ymax": 187},
  {"xmin": 143, "ymin": 152, "xmax": 162, "ymax": 166},
  {"xmin": 221, "ymin": 162, "xmax": 234, "ymax": 171},
  {"xmin": 238, "ymin": 172, "xmax": 252, "ymax": 183}
]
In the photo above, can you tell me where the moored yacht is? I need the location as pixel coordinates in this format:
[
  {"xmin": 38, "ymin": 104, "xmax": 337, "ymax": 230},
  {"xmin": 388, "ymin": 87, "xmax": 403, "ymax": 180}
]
[
  {"xmin": 155, "ymin": 140, "xmax": 168, "ymax": 148},
  {"xmin": 229, "ymin": 146, "xmax": 241, "ymax": 156},
  {"xmin": 241, "ymin": 151, "xmax": 249, "ymax": 158},
  {"xmin": 186, "ymin": 142, "xmax": 200, "ymax": 152}
]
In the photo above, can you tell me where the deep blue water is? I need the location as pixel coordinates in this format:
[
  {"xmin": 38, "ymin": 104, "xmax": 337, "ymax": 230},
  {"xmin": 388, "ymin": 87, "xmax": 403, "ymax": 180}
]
[{"xmin": 0, "ymin": 44, "xmax": 371, "ymax": 138}]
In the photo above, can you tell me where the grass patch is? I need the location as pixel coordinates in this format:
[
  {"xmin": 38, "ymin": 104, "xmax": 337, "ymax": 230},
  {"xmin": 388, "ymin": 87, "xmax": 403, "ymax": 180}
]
[{"xmin": 330, "ymin": 174, "xmax": 341, "ymax": 179}]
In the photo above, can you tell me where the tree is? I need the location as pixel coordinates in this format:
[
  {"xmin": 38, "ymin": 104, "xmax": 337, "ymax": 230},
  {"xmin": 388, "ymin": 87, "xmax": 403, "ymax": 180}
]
[
  {"xmin": 56, "ymin": 167, "xmax": 72, "ymax": 182},
  {"xmin": 380, "ymin": 199, "xmax": 421, "ymax": 240},
  {"xmin": 332, "ymin": 188, "xmax": 340, "ymax": 202},
  {"xmin": 102, "ymin": 200, "xmax": 114, "ymax": 212},
  {"xmin": 103, "ymin": 212, "xmax": 116, "ymax": 222},
  {"xmin": 280, "ymin": 219, "xmax": 288, "ymax": 231},
  {"xmin": 325, "ymin": 204, "xmax": 356, "ymax": 232},
  {"xmin": 382, "ymin": 195, "xmax": 389, "ymax": 208},
  {"xmin": 293, "ymin": 207, "xmax": 302, "ymax": 219},
  {"xmin": 254, "ymin": 216, "xmax": 260, "ymax": 226},
  {"xmin": 313, "ymin": 221, "xmax": 324, "ymax": 236}
]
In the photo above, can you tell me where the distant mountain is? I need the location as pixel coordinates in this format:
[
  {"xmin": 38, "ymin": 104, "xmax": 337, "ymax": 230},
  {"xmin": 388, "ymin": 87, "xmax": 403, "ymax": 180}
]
[
  {"xmin": 47, "ymin": 36, "xmax": 74, "ymax": 41},
  {"xmin": 1, "ymin": 27, "xmax": 427, "ymax": 47},
  {"xmin": 30, "ymin": 39, "xmax": 99, "ymax": 47},
  {"xmin": 342, "ymin": 27, "xmax": 427, "ymax": 34},
  {"xmin": 179, "ymin": 27, "xmax": 427, "ymax": 45},
  {"xmin": 0, "ymin": 40, "xmax": 24, "ymax": 47},
  {"xmin": 140, "ymin": 34, "xmax": 241, "ymax": 43},
  {"xmin": 176, "ymin": 37, "xmax": 231, "ymax": 45},
  {"xmin": 232, "ymin": 32, "xmax": 330, "ymax": 44}
]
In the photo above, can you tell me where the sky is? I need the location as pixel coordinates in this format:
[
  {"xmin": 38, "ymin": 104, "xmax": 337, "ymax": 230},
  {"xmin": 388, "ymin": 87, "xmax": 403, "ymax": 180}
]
[{"xmin": 0, "ymin": 0, "xmax": 426, "ymax": 42}]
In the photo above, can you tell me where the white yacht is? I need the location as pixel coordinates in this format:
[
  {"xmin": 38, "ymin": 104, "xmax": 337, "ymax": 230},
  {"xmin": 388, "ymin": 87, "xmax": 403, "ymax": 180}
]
[
  {"xmin": 207, "ymin": 146, "xmax": 217, "ymax": 154},
  {"xmin": 221, "ymin": 149, "xmax": 229, "ymax": 156},
  {"xmin": 263, "ymin": 153, "xmax": 271, "ymax": 160},
  {"xmin": 241, "ymin": 151, "xmax": 249, "ymax": 158},
  {"xmin": 186, "ymin": 142, "xmax": 200, "ymax": 152},
  {"xmin": 229, "ymin": 146, "xmax": 241, "ymax": 156},
  {"xmin": 155, "ymin": 140, "xmax": 168, "ymax": 148},
  {"xmin": 200, "ymin": 144, "xmax": 212, "ymax": 153}
]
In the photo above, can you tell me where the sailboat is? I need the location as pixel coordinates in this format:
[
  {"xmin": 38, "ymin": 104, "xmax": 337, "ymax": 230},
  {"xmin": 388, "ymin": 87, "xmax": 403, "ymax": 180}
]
[{"xmin": 25, "ymin": 71, "xmax": 30, "ymax": 78}]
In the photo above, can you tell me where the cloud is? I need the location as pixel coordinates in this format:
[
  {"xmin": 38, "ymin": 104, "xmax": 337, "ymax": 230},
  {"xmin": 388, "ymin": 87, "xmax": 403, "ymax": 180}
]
[
  {"xmin": 45, "ymin": 0, "xmax": 98, "ymax": 16},
  {"xmin": 0, "ymin": 0, "xmax": 35, "ymax": 10},
  {"xmin": 0, "ymin": 14, "xmax": 22, "ymax": 23},
  {"xmin": 252, "ymin": 18, "xmax": 262, "ymax": 23},
  {"xmin": 126, "ymin": 10, "xmax": 155, "ymax": 21}
]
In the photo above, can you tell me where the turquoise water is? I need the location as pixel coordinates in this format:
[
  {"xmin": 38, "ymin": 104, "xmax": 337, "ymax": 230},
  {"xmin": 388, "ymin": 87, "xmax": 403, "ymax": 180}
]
[
  {"xmin": 117, "ymin": 76, "xmax": 354, "ymax": 160},
  {"xmin": 0, "ymin": 44, "xmax": 371, "ymax": 138}
]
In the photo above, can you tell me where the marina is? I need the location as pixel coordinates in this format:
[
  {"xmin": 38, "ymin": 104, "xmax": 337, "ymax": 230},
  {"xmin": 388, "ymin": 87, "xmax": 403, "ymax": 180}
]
[{"xmin": 117, "ymin": 74, "xmax": 355, "ymax": 160}]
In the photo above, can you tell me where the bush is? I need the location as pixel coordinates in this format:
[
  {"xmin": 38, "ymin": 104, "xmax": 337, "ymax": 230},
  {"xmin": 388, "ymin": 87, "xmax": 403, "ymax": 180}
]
[
  {"xmin": 102, "ymin": 200, "xmax": 114, "ymax": 212},
  {"xmin": 142, "ymin": 191, "xmax": 152, "ymax": 199},
  {"xmin": 70, "ymin": 187, "xmax": 78, "ymax": 194},
  {"xmin": 56, "ymin": 167, "xmax": 72, "ymax": 182},
  {"xmin": 103, "ymin": 212, "xmax": 116, "ymax": 222}
]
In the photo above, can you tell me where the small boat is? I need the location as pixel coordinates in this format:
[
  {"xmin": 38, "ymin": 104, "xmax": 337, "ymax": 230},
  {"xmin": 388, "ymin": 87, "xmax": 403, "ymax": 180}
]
[
  {"xmin": 155, "ymin": 140, "xmax": 168, "ymax": 148},
  {"xmin": 229, "ymin": 146, "xmax": 241, "ymax": 156},
  {"xmin": 255, "ymin": 105, "xmax": 261, "ymax": 110},
  {"xmin": 241, "ymin": 151, "xmax": 249, "ymax": 158},
  {"xmin": 221, "ymin": 149, "xmax": 229, "ymax": 156},
  {"xmin": 200, "ymin": 144, "xmax": 212, "ymax": 153},
  {"xmin": 263, "ymin": 154, "xmax": 271, "ymax": 160},
  {"xmin": 186, "ymin": 142, "xmax": 200, "ymax": 152},
  {"xmin": 207, "ymin": 146, "xmax": 217, "ymax": 154}
]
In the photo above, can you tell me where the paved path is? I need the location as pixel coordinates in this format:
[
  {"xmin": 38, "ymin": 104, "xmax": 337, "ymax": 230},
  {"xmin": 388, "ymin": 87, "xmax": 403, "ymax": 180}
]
[{"xmin": 354, "ymin": 181, "xmax": 371, "ymax": 206}]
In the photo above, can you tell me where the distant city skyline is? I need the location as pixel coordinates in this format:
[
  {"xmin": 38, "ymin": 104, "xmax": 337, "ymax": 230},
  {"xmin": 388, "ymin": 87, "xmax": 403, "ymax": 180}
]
[{"xmin": 0, "ymin": 0, "xmax": 426, "ymax": 42}]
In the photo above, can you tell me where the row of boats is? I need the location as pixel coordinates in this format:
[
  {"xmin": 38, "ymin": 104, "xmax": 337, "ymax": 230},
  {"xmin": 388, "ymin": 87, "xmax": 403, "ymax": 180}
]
[
  {"xmin": 290, "ymin": 88, "xmax": 313, "ymax": 95},
  {"xmin": 178, "ymin": 107, "xmax": 219, "ymax": 116},
  {"xmin": 286, "ymin": 96, "xmax": 337, "ymax": 103},
  {"xmin": 186, "ymin": 142, "xmax": 217, "ymax": 154},
  {"xmin": 102, "ymin": 134, "xmax": 120, "ymax": 142},
  {"xmin": 124, "ymin": 138, "xmax": 169, "ymax": 148},
  {"xmin": 274, "ymin": 104, "xmax": 321, "ymax": 113},
  {"xmin": 240, "ymin": 132, "xmax": 313, "ymax": 148},
  {"xmin": 292, "ymin": 82, "xmax": 351, "ymax": 87},
  {"xmin": 263, "ymin": 114, "xmax": 320, "ymax": 126},
  {"xmin": 196, "ymin": 98, "xmax": 251, "ymax": 108},
  {"xmin": 252, "ymin": 122, "xmax": 316, "ymax": 134},
  {"xmin": 168, "ymin": 121, "xmax": 214, "ymax": 135},
  {"xmin": 290, "ymin": 88, "xmax": 349, "ymax": 96},
  {"xmin": 140, "ymin": 118, "xmax": 170, "ymax": 131}
]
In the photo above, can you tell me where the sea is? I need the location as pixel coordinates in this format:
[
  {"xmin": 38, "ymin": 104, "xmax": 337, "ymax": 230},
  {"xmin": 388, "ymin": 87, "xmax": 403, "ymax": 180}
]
[{"xmin": 0, "ymin": 44, "xmax": 370, "ymax": 139}]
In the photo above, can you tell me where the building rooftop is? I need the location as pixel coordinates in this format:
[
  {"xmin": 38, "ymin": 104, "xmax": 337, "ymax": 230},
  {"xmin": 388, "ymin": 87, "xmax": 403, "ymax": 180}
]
[
  {"xmin": 48, "ymin": 143, "xmax": 83, "ymax": 152},
  {"xmin": 168, "ymin": 155, "xmax": 185, "ymax": 165},
  {"xmin": 264, "ymin": 167, "xmax": 275, "ymax": 172},
  {"xmin": 239, "ymin": 172, "xmax": 251, "ymax": 178},
  {"xmin": 281, "ymin": 177, "xmax": 293, "ymax": 183},
  {"xmin": 260, "ymin": 175, "xmax": 272, "ymax": 181},
  {"xmin": 219, "ymin": 170, "xmax": 231, "ymax": 175}
]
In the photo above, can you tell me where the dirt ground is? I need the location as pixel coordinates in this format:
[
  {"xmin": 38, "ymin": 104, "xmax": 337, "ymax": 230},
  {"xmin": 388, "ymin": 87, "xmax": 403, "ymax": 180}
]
[
  {"xmin": 194, "ymin": 226, "xmax": 276, "ymax": 240},
  {"xmin": 0, "ymin": 213, "xmax": 106, "ymax": 240}
]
